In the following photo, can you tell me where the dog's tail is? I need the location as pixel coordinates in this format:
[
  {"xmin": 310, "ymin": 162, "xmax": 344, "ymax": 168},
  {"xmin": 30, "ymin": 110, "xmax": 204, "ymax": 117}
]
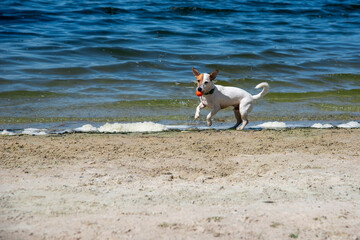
[{"xmin": 252, "ymin": 82, "xmax": 269, "ymax": 100}]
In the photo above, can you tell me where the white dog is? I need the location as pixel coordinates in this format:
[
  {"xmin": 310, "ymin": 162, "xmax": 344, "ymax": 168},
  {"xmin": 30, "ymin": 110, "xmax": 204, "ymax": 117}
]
[{"xmin": 193, "ymin": 67, "xmax": 269, "ymax": 130}]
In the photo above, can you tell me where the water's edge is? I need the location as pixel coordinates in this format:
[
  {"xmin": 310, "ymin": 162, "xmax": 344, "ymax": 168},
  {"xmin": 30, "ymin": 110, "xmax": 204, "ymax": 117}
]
[{"xmin": 1, "ymin": 121, "xmax": 359, "ymax": 135}]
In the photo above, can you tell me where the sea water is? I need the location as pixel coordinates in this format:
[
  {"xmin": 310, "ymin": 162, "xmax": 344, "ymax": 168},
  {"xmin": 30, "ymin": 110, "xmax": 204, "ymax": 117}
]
[{"xmin": 1, "ymin": 0, "xmax": 359, "ymax": 132}]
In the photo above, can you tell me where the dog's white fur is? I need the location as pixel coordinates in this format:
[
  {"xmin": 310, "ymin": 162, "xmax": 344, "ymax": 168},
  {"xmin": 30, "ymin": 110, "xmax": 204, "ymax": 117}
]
[{"xmin": 193, "ymin": 67, "xmax": 269, "ymax": 130}]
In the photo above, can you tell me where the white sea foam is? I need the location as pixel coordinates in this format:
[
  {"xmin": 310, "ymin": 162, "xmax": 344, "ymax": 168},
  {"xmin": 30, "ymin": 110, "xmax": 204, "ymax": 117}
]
[
  {"xmin": 337, "ymin": 121, "xmax": 360, "ymax": 128},
  {"xmin": 1, "ymin": 130, "xmax": 16, "ymax": 135},
  {"xmin": 75, "ymin": 124, "xmax": 97, "ymax": 132},
  {"xmin": 311, "ymin": 123, "xmax": 333, "ymax": 129},
  {"xmin": 3, "ymin": 120, "xmax": 360, "ymax": 135},
  {"xmin": 22, "ymin": 128, "xmax": 48, "ymax": 135},
  {"xmin": 97, "ymin": 122, "xmax": 167, "ymax": 133},
  {"xmin": 254, "ymin": 121, "xmax": 287, "ymax": 129},
  {"xmin": 165, "ymin": 125, "xmax": 190, "ymax": 131}
]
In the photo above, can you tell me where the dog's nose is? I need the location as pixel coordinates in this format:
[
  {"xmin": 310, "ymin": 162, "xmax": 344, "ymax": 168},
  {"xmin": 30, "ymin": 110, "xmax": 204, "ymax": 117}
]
[{"xmin": 197, "ymin": 87, "xmax": 202, "ymax": 92}]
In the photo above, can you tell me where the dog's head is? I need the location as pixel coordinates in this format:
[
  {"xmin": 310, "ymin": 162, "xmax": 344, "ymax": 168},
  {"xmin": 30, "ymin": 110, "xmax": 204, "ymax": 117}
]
[{"xmin": 192, "ymin": 67, "xmax": 218, "ymax": 94}]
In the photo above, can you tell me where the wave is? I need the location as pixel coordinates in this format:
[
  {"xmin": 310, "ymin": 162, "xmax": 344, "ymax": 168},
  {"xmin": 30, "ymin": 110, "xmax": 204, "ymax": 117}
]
[
  {"xmin": 0, "ymin": 78, "xmax": 11, "ymax": 85},
  {"xmin": 80, "ymin": 46, "xmax": 176, "ymax": 59},
  {"xmin": 0, "ymin": 9, "xmax": 59, "ymax": 23},
  {"xmin": 90, "ymin": 61, "xmax": 177, "ymax": 73},
  {"xmin": 169, "ymin": 6, "xmax": 240, "ymax": 15},
  {"xmin": 23, "ymin": 67, "xmax": 93, "ymax": 76},
  {"xmin": 97, "ymin": 7, "xmax": 130, "ymax": 15},
  {"xmin": 0, "ymin": 90, "xmax": 66, "ymax": 99},
  {"xmin": 323, "ymin": 3, "xmax": 360, "ymax": 13}
]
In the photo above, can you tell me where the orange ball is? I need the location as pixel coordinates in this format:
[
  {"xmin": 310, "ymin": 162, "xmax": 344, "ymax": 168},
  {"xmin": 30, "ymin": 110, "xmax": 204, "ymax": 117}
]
[{"xmin": 196, "ymin": 91, "xmax": 203, "ymax": 97}]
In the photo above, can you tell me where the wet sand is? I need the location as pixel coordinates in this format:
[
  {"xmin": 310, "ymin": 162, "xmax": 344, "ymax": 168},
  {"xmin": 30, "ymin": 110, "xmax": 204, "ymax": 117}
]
[{"xmin": 1, "ymin": 129, "xmax": 359, "ymax": 239}]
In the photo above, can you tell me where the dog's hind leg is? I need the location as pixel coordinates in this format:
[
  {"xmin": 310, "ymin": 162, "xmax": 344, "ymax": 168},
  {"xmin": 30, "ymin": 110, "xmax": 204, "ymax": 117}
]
[
  {"xmin": 230, "ymin": 106, "xmax": 242, "ymax": 129},
  {"xmin": 238, "ymin": 116, "xmax": 248, "ymax": 130},
  {"xmin": 238, "ymin": 101, "xmax": 253, "ymax": 130}
]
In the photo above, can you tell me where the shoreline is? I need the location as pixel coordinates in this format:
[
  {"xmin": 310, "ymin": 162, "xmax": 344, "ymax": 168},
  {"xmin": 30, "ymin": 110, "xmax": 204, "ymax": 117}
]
[
  {"xmin": 1, "ymin": 129, "xmax": 360, "ymax": 239},
  {"xmin": 1, "ymin": 120, "xmax": 360, "ymax": 135}
]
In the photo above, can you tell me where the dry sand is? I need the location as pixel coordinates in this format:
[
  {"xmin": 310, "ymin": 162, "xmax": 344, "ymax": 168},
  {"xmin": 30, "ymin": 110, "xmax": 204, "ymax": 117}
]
[{"xmin": 1, "ymin": 129, "xmax": 359, "ymax": 239}]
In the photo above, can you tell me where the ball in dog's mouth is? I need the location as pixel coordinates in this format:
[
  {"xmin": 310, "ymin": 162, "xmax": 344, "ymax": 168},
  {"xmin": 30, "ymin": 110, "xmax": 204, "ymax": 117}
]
[{"xmin": 196, "ymin": 90, "xmax": 203, "ymax": 97}]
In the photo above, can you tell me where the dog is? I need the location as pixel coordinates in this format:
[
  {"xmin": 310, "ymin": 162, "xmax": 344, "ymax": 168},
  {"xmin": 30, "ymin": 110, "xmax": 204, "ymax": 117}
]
[{"xmin": 193, "ymin": 67, "xmax": 269, "ymax": 130}]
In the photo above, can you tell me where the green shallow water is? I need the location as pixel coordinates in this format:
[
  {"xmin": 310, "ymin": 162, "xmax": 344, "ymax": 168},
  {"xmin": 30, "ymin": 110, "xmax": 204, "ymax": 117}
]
[
  {"xmin": 310, "ymin": 103, "xmax": 360, "ymax": 112},
  {"xmin": 0, "ymin": 103, "xmax": 358, "ymax": 126},
  {"xmin": 266, "ymin": 89, "xmax": 360, "ymax": 103},
  {"xmin": 1, "ymin": 88, "xmax": 359, "ymax": 127}
]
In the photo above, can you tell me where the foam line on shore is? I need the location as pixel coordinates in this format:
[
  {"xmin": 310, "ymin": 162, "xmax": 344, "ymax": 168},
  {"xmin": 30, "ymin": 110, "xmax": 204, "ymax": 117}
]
[
  {"xmin": 74, "ymin": 122, "xmax": 168, "ymax": 133},
  {"xmin": 1, "ymin": 121, "xmax": 360, "ymax": 135},
  {"xmin": 253, "ymin": 121, "xmax": 287, "ymax": 129},
  {"xmin": 311, "ymin": 123, "xmax": 333, "ymax": 129},
  {"xmin": 337, "ymin": 121, "xmax": 360, "ymax": 128},
  {"xmin": 21, "ymin": 128, "xmax": 48, "ymax": 136}
]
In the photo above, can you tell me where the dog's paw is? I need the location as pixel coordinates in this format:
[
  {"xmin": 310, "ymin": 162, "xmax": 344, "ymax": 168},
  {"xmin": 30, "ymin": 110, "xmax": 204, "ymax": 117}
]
[
  {"xmin": 194, "ymin": 114, "xmax": 200, "ymax": 120},
  {"xmin": 207, "ymin": 120, "xmax": 212, "ymax": 126}
]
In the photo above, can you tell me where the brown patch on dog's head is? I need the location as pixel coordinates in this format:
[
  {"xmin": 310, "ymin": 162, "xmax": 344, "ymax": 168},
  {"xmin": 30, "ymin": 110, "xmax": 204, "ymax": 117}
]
[
  {"xmin": 193, "ymin": 67, "xmax": 205, "ymax": 86},
  {"xmin": 195, "ymin": 74, "xmax": 205, "ymax": 86}
]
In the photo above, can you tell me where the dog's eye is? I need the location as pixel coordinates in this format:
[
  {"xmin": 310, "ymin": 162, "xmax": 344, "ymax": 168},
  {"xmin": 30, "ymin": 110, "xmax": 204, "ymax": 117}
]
[
  {"xmin": 197, "ymin": 80, "xmax": 200, "ymax": 83},
  {"xmin": 204, "ymin": 81, "xmax": 208, "ymax": 84}
]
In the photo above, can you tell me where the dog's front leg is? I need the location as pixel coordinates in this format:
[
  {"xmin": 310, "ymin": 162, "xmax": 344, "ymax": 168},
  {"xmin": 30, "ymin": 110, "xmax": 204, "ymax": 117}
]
[
  {"xmin": 206, "ymin": 105, "xmax": 221, "ymax": 126},
  {"xmin": 194, "ymin": 102, "xmax": 205, "ymax": 120}
]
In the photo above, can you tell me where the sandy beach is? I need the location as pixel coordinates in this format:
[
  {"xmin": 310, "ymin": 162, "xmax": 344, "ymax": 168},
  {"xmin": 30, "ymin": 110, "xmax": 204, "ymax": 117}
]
[{"xmin": 1, "ymin": 129, "xmax": 359, "ymax": 239}]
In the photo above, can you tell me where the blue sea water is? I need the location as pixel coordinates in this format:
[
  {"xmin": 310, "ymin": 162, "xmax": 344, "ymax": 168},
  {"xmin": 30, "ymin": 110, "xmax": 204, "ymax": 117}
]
[{"xmin": 0, "ymin": 0, "xmax": 359, "ymax": 129}]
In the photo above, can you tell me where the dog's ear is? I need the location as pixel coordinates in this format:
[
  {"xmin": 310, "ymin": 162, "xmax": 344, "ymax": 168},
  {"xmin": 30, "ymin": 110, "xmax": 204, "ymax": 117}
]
[
  {"xmin": 192, "ymin": 67, "xmax": 200, "ymax": 77},
  {"xmin": 210, "ymin": 69, "xmax": 219, "ymax": 81}
]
